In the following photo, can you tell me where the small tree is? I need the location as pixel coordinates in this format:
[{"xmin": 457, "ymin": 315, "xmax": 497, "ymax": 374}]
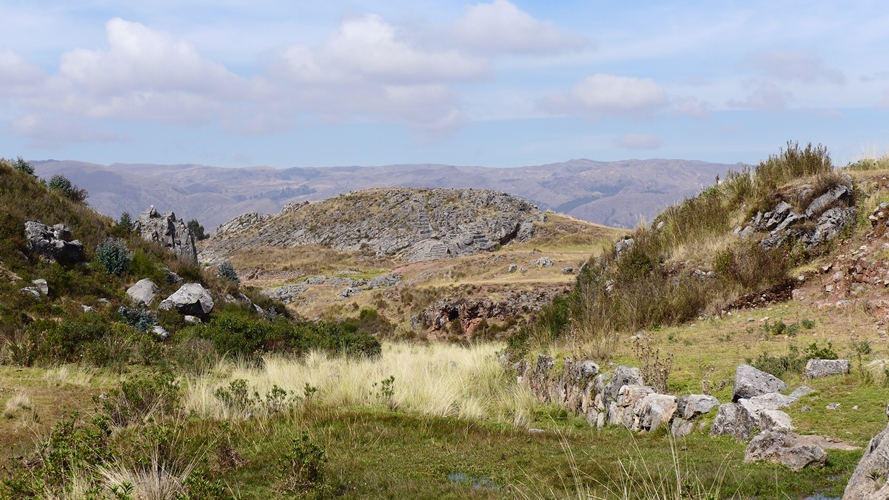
[
  {"xmin": 13, "ymin": 156, "xmax": 35, "ymax": 176},
  {"xmin": 48, "ymin": 174, "xmax": 88, "ymax": 204},
  {"xmin": 187, "ymin": 219, "xmax": 207, "ymax": 240},
  {"xmin": 95, "ymin": 238, "xmax": 130, "ymax": 276},
  {"xmin": 218, "ymin": 260, "xmax": 239, "ymax": 283},
  {"xmin": 117, "ymin": 212, "xmax": 132, "ymax": 231}
]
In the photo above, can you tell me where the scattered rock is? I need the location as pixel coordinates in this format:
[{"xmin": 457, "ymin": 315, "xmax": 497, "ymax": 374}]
[
  {"xmin": 805, "ymin": 359, "xmax": 851, "ymax": 379},
  {"xmin": 710, "ymin": 402, "xmax": 759, "ymax": 441},
  {"xmin": 151, "ymin": 325, "xmax": 170, "ymax": 339},
  {"xmin": 530, "ymin": 257, "xmax": 554, "ymax": 267},
  {"xmin": 732, "ymin": 364, "xmax": 788, "ymax": 401},
  {"xmin": 744, "ymin": 431, "xmax": 827, "ymax": 470},
  {"xmin": 183, "ymin": 315, "xmax": 201, "ymax": 324},
  {"xmin": 339, "ymin": 287, "xmax": 360, "ymax": 298},
  {"xmin": 507, "ymin": 264, "xmax": 517, "ymax": 273},
  {"xmin": 20, "ymin": 279, "xmax": 49, "ymax": 298},
  {"xmin": 614, "ymin": 238, "xmax": 634, "ymax": 258},
  {"xmin": 81, "ymin": 305, "xmax": 95, "ymax": 313},
  {"xmin": 561, "ymin": 267, "xmax": 574, "ymax": 274},
  {"xmin": 159, "ymin": 283, "xmax": 214, "ymax": 316},
  {"xmin": 826, "ymin": 403, "xmax": 840, "ymax": 410},
  {"xmin": 24, "ymin": 221, "xmax": 83, "ymax": 263},
  {"xmin": 126, "ymin": 278, "xmax": 159, "ymax": 305}
]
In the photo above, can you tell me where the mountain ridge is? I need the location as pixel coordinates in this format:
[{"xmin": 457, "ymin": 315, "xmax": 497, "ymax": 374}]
[{"xmin": 32, "ymin": 158, "xmax": 737, "ymax": 231}]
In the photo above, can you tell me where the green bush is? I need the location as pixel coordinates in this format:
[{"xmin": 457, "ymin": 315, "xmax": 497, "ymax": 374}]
[
  {"xmin": 47, "ymin": 174, "xmax": 88, "ymax": 204},
  {"xmin": 97, "ymin": 371, "xmax": 181, "ymax": 427},
  {"xmin": 185, "ymin": 304, "xmax": 381, "ymax": 359},
  {"xmin": 12, "ymin": 156, "xmax": 34, "ymax": 176},
  {"xmin": 279, "ymin": 432, "xmax": 327, "ymax": 493},
  {"xmin": 95, "ymin": 237, "xmax": 131, "ymax": 276}
]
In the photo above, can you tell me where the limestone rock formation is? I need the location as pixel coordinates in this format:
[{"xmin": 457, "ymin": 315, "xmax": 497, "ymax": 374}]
[
  {"xmin": 132, "ymin": 207, "xmax": 197, "ymax": 262},
  {"xmin": 201, "ymin": 188, "xmax": 545, "ymax": 264},
  {"xmin": 732, "ymin": 364, "xmax": 788, "ymax": 401},
  {"xmin": 24, "ymin": 221, "xmax": 83, "ymax": 263},
  {"xmin": 159, "ymin": 283, "xmax": 214, "ymax": 316}
]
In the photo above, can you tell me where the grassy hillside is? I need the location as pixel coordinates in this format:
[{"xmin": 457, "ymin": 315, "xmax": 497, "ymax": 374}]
[{"xmin": 3, "ymin": 147, "xmax": 889, "ymax": 499}]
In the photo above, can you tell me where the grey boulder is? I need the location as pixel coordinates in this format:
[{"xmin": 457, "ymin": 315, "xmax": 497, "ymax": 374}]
[
  {"xmin": 732, "ymin": 364, "xmax": 787, "ymax": 401},
  {"xmin": 845, "ymin": 413, "xmax": 889, "ymax": 499},
  {"xmin": 805, "ymin": 359, "xmax": 850, "ymax": 379},
  {"xmin": 744, "ymin": 430, "xmax": 827, "ymax": 470},
  {"xmin": 676, "ymin": 394, "xmax": 719, "ymax": 420},
  {"xmin": 159, "ymin": 283, "xmax": 214, "ymax": 316},
  {"xmin": 127, "ymin": 278, "xmax": 159, "ymax": 305},
  {"xmin": 603, "ymin": 365, "xmax": 644, "ymax": 403}
]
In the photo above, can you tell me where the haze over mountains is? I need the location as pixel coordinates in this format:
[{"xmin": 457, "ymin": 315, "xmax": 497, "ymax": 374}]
[{"xmin": 32, "ymin": 159, "xmax": 737, "ymax": 231}]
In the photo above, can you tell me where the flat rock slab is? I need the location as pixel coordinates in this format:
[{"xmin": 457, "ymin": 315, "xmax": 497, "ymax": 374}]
[
  {"xmin": 733, "ymin": 364, "xmax": 787, "ymax": 401},
  {"xmin": 805, "ymin": 359, "xmax": 850, "ymax": 379}
]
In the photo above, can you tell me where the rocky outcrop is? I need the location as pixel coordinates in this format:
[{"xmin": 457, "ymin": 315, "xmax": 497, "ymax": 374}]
[
  {"xmin": 24, "ymin": 221, "xmax": 83, "ymax": 263},
  {"xmin": 215, "ymin": 211, "xmax": 271, "ymax": 236},
  {"xmin": 735, "ymin": 181, "xmax": 856, "ymax": 250},
  {"xmin": 159, "ymin": 283, "xmax": 214, "ymax": 316},
  {"xmin": 745, "ymin": 430, "xmax": 827, "ymax": 470},
  {"xmin": 732, "ymin": 364, "xmax": 788, "ymax": 401},
  {"xmin": 805, "ymin": 359, "xmax": 851, "ymax": 379},
  {"xmin": 132, "ymin": 207, "xmax": 197, "ymax": 262},
  {"xmin": 127, "ymin": 279, "xmax": 159, "ymax": 305},
  {"xmin": 201, "ymin": 188, "xmax": 545, "ymax": 263}
]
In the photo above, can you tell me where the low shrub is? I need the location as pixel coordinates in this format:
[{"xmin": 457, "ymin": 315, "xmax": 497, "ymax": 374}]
[
  {"xmin": 97, "ymin": 371, "xmax": 181, "ymax": 427},
  {"xmin": 279, "ymin": 432, "xmax": 327, "ymax": 494}
]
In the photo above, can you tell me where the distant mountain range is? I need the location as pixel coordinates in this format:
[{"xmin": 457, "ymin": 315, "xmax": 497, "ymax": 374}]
[{"xmin": 32, "ymin": 158, "xmax": 738, "ymax": 231}]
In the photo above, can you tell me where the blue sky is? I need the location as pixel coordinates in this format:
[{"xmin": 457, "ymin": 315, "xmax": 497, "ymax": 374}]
[{"xmin": 1, "ymin": 0, "xmax": 888, "ymax": 168}]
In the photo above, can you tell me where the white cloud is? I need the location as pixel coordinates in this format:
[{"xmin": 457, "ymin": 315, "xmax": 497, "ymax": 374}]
[
  {"xmin": 616, "ymin": 133, "xmax": 663, "ymax": 150},
  {"xmin": 454, "ymin": 0, "xmax": 589, "ymax": 55},
  {"xmin": 747, "ymin": 49, "xmax": 845, "ymax": 85},
  {"xmin": 671, "ymin": 97, "xmax": 709, "ymax": 119},
  {"xmin": 728, "ymin": 82, "xmax": 790, "ymax": 110},
  {"xmin": 9, "ymin": 114, "xmax": 129, "ymax": 149},
  {"xmin": 539, "ymin": 74, "xmax": 668, "ymax": 120},
  {"xmin": 267, "ymin": 14, "xmax": 487, "ymax": 134},
  {"xmin": 0, "ymin": 49, "xmax": 45, "ymax": 89}
]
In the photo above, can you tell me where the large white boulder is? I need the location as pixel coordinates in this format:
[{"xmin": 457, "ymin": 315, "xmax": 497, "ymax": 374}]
[{"xmin": 159, "ymin": 283, "xmax": 214, "ymax": 316}]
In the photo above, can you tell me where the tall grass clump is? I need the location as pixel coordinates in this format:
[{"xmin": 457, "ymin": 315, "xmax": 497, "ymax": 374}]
[
  {"xmin": 183, "ymin": 342, "xmax": 536, "ymax": 426},
  {"xmin": 519, "ymin": 142, "xmax": 832, "ymax": 357}
]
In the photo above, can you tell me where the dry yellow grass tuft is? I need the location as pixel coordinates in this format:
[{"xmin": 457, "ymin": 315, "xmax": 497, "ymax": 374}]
[{"xmin": 184, "ymin": 342, "xmax": 536, "ymax": 427}]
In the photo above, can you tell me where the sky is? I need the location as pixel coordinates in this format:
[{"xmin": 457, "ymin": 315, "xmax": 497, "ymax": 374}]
[{"xmin": 1, "ymin": 1, "xmax": 888, "ymax": 169}]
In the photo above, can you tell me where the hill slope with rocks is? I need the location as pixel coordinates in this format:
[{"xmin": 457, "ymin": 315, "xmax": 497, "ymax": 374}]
[
  {"xmin": 200, "ymin": 187, "xmax": 547, "ymax": 264},
  {"xmin": 31, "ymin": 158, "xmax": 734, "ymax": 230}
]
